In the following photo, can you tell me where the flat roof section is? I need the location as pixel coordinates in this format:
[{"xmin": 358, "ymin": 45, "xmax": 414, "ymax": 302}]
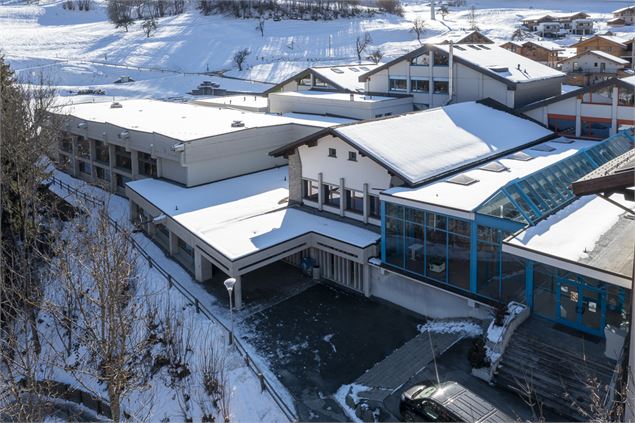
[
  {"xmin": 311, "ymin": 64, "xmax": 379, "ymax": 92},
  {"xmin": 504, "ymin": 194, "xmax": 634, "ymax": 287},
  {"xmin": 270, "ymin": 91, "xmax": 398, "ymax": 103},
  {"xmin": 127, "ymin": 167, "xmax": 379, "ymax": 262},
  {"xmin": 383, "ymin": 138, "xmax": 596, "ymax": 212},
  {"xmin": 58, "ymin": 99, "xmax": 347, "ymax": 142}
]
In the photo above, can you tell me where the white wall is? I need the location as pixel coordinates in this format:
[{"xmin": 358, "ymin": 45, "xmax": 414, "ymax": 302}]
[
  {"xmin": 561, "ymin": 54, "xmax": 625, "ymax": 73},
  {"xmin": 298, "ymin": 135, "xmax": 392, "ymax": 192}
]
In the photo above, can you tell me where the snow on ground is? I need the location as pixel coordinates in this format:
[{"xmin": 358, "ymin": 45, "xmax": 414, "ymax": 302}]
[
  {"xmin": 46, "ymin": 169, "xmax": 292, "ymax": 422},
  {"xmin": 417, "ymin": 320, "xmax": 483, "ymax": 338},
  {"xmin": 333, "ymin": 383, "xmax": 371, "ymax": 423},
  {"xmin": 1, "ymin": 0, "xmax": 633, "ymax": 100}
]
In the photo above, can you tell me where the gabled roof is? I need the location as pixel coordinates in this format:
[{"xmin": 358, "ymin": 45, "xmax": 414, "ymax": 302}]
[
  {"xmin": 358, "ymin": 44, "xmax": 564, "ymax": 88},
  {"xmin": 430, "ymin": 30, "xmax": 494, "ymax": 45},
  {"xmin": 264, "ymin": 64, "xmax": 379, "ymax": 94},
  {"xmin": 570, "ymin": 34, "xmax": 628, "ymax": 49},
  {"xmin": 613, "ymin": 5, "xmax": 635, "ymax": 14},
  {"xmin": 523, "ymin": 40, "xmax": 566, "ymax": 51},
  {"xmin": 517, "ymin": 76, "xmax": 635, "ymax": 112},
  {"xmin": 271, "ymin": 100, "xmax": 554, "ymax": 186},
  {"xmin": 560, "ymin": 50, "xmax": 629, "ymax": 65}
]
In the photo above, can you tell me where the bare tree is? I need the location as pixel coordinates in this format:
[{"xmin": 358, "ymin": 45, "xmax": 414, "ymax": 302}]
[
  {"xmin": 233, "ymin": 48, "xmax": 251, "ymax": 71},
  {"xmin": 355, "ymin": 32, "xmax": 372, "ymax": 62},
  {"xmin": 367, "ymin": 48, "xmax": 384, "ymax": 64},
  {"xmin": 411, "ymin": 17, "xmax": 426, "ymax": 44},
  {"xmin": 256, "ymin": 16, "xmax": 265, "ymax": 37},
  {"xmin": 196, "ymin": 331, "xmax": 231, "ymax": 422},
  {"xmin": 439, "ymin": 4, "xmax": 449, "ymax": 20},
  {"xmin": 107, "ymin": 0, "xmax": 134, "ymax": 32},
  {"xmin": 142, "ymin": 14, "xmax": 158, "ymax": 37},
  {"xmin": 53, "ymin": 205, "xmax": 152, "ymax": 422}
]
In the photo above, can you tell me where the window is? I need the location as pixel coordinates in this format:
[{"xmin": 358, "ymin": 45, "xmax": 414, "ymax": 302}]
[
  {"xmin": 348, "ymin": 151, "xmax": 357, "ymax": 161},
  {"xmin": 114, "ymin": 146, "xmax": 131, "ymax": 171},
  {"xmin": 76, "ymin": 137, "xmax": 90, "ymax": 158},
  {"xmin": 433, "ymin": 81, "xmax": 449, "ymax": 94},
  {"xmin": 433, "ymin": 50, "xmax": 449, "ymax": 66},
  {"xmin": 369, "ymin": 195, "xmax": 380, "ymax": 219},
  {"xmin": 411, "ymin": 79, "xmax": 429, "ymax": 93},
  {"xmin": 581, "ymin": 118, "xmax": 611, "ymax": 139},
  {"xmin": 345, "ymin": 189, "xmax": 363, "ymax": 214},
  {"xmin": 177, "ymin": 237, "xmax": 194, "ymax": 258},
  {"xmin": 60, "ymin": 135, "xmax": 73, "ymax": 153},
  {"xmin": 299, "ymin": 75, "xmax": 312, "ymax": 86},
  {"xmin": 78, "ymin": 160, "xmax": 91, "ymax": 175},
  {"xmin": 389, "ymin": 78, "xmax": 407, "ymax": 92},
  {"xmin": 314, "ymin": 77, "xmax": 328, "ymax": 87},
  {"xmin": 410, "ymin": 54, "xmax": 430, "ymax": 66},
  {"xmin": 547, "ymin": 115, "xmax": 576, "ymax": 135},
  {"xmin": 115, "ymin": 173, "xmax": 131, "ymax": 188},
  {"xmin": 138, "ymin": 152, "xmax": 157, "ymax": 178},
  {"xmin": 95, "ymin": 166, "xmax": 110, "ymax": 182},
  {"xmin": 95, "ymin": 140, "xmax": 109, "ymax": 164},
  {"xmin": 302, "ymin": 179, "xmax": 319, "ymax": 202},
  {"xmin": 322, "ymin": 183, "xmax": 341, "ymax": 208},
  {"xmin": 328, "ymin": 148, "xmax": 337, "ymax": 158}
]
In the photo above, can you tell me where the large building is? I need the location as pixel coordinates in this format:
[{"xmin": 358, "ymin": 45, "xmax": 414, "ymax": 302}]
[
  {"xmin": 358, "ymin": 43, "xmax": 565, "ymax": 109},
  {"xmin": 54, "ymin": 99, "xmax": 348, "ymax": 194},
  {"xmin": 519, "ymin": 76, "xmax": 635, "ymax": 139}
]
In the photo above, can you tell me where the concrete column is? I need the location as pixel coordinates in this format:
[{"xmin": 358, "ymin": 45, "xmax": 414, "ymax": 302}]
[
  {"xmin": 157, "ymin": 158, "xmax": 163, "ymax": 178},
  {"xmin": 428, "ymin": 50, "xmax": 434, "ymax": 106},
  {"xmin": 363, "ymin": 263, "xmax": 371, "ymax": 297},
  {"xmin": 194, "ymin": 249, "xmax": 213, "ymax": 282},
  {"xmin": 363, "ymin": 183, "xmax": 369, "ymax": 224},
  {"xmin": 88, "ymin": 138, "xmax": 96, "ymax": 179},
  {"xmin": 234, "ymin": 275, "xmax": 243, "ymax": 310},
  {"xmin": 108, "ymin": 144, "xmax": 117, "ymax": 193},
  {"xmin": 575, "ymin": 98, "xmax": 582, "ymax": 138},
  {"xmin": 129, "ymin": 201, "xmax": 136, "ymax": 224},
  {"xmin": 168, "ymin": 231, "xmax": 178, "ymax": 256},
  {"xmin": 318, "ymin": 172, "xmax": 324, "ymax": 211},
  {"xmin": 131, "ymin": 150, "xmax": 140, "ymax": 180},
  {"xmin": 610, "ymin": 86, "xmax": 618, "ymax": 136},
  {"xmin": 339, "ymin": 177, "xmax": 345, "ymax": 217}
]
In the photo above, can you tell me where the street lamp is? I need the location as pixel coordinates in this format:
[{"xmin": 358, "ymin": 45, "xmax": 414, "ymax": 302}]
[{"xmin": 224, "ymin": 277, "xmax": 236, "ymax": 345}]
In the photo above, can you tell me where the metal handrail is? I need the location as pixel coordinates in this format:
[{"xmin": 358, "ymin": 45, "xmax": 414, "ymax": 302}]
[{"xmin": 48, "ymin": 176, "xmax": 297, "ymax": 422}]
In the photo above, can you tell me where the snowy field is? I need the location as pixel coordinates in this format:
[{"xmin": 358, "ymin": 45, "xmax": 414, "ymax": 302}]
[{"xmin": 1, "ymin": 0, "xmax": 634, "ymax": 100}]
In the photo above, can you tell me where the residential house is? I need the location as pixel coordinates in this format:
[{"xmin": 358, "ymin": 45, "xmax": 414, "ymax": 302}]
[
  {"xmin": 358, "ymin": 43, "xmax": 565, "ymax": 109},
  {"xmin": 265, "ymin": 63, "xmax": 379, "ymax": 94},
  {"xmin": 571, "ymin": 34, "xmax": 629, "ymax": 58},
  {"xmin": 559, "ymin": 50, "xmax": 631, "ymax": 85},
  {"xmin": 522, "ymin": 12, "xmax": 593, "ymax": 35},
  {"xmin": 608, "ymin": 5, "xmax": 635, "ymax": 26},
  {"xmin": 519, "ymin": 76, "xmax": 635, "ymax": 139},
  {"xmin": 500, "ymin": 40, "xmax": 564, "ymax": 67}
]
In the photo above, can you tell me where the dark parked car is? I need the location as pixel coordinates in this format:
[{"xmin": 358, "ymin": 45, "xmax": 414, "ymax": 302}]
[{"xmin": 400, "ymin": 381, "xmax": 513, "ymax": 422}]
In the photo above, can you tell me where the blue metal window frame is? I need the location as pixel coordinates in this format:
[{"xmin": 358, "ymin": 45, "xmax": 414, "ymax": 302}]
[{"xmin": 555, "ymin": 276, "xmax": 606, "ymax": 337}]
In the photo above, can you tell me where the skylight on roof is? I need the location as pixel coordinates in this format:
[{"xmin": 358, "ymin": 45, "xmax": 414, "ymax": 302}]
[
  {"xmin": 359, "ymin": 66, "xmax": 370, "ymax": 71},
  {"xmin": 507, "ymin": 151, "xmax": 534, "ymax": 161},
  {"xmin": 479, "ymin": 44, "xmax": 491, "ymax": 50},
  {"xmin": 330, "ymin": 68, "xmax": 344, "ymax": 74},
  {"xmin": 468, "ymin": 45, "xmax": 481, "ymax": 50},
  {"xmin": 551, "ymin": 138, "xmax": 575, "ymax": 144},
  {"xmin": 348, "ymin": 67, "xmax": 360, "ymax": 72},
  {"xmin": 479, "ymin": 161, "xmax": 509, "ymax": 172},
  {"xmin": 454, "ymin": 45, "xmax": 466, "ymax": 51},
  {"xmin": 447, "ymin": 174, "xmax": 479, "ymax": 185},
  {"xmin": 531, "ymin": 144, "xmax": 556, "ymax": 152}
]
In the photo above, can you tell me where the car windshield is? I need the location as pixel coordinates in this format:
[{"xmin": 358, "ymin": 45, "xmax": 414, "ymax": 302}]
[{"xmin": 414, "ymin": 386, "xmax": 437, "ymax": 400}]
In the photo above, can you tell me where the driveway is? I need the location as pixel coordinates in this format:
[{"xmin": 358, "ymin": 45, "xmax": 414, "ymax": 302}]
[{"xmin": 240, "ymin": 283, "xmax": 425, "ymax": 421}]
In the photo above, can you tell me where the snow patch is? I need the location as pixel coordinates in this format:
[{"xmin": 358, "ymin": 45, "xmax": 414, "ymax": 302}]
[{"xmin": 417, "ymin": 320, "xmax": 483, "ymax": 338}]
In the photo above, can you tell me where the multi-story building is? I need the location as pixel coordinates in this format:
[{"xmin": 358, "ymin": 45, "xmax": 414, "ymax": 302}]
[
  {"xmin": 519, "ymin": 76, "xmax": 635, "ymax": 139},
  {"xmin": 500, "ymin": 40, "xmax": 564, "ymax": 68},
  {"xmin": 522, "ymin": 12, "xmax": 593, "ymax": 36},
  {"xmin": 608, "ymin": 5, "xmax": 635, "ymax": 26}
]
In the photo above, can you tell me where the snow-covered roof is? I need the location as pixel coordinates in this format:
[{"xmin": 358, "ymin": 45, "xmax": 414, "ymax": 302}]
[
  {"xmin": 126, "ymin": 167, "xmax": 378, "ymax": 261},
  {"xmin": 191, "ymin": 95, "xmax": 269, "ymax": 111},
  {"xmin": 310, "ymin": 64, "xmax": 379, "ymax": 92},
  {"xmin": 383, "ymin": 138, "xmax": 595, "ymax": 212},
  {"xmin": 505, "ymin": 194, "xmax": 634, "ymax": 286},
  {"xmin": 613, "ymin": 5, "xmax": 635, "ymax": 14},
  {"xmin": 434, "ymin": 44, "xmax": 564, "ymax": 83},
  {"xmin": 524, "ymin": 40, "xmax": 565, "ymax": 51},
  {"xmin": 57, "ymin": 99, "xmax": 345, "ymax": 141},
  {"xmin": 621, "ymin": 75, "xmax": 635, "ymax": 87},
  {"xmin": 572, "ymin": 34, "xmax": 628, "ymax": 47},
  {"xmin": 562, "ymin": 50, "xmax": 629, "ymax": 65},
  {"xmin": 333, "ymin": 101, "xmax": 553, "ymax": 185},
  {"xmin": 271, "ymin": 91, "xmax": 396, "ymax": 103}
]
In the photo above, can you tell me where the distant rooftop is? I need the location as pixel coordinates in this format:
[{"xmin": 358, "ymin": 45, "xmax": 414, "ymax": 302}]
[
  {"xmin": 271, "ymin": 90, "xmax": 396, "ymax": 103},
  {"xmin": 310, "ymin": 63, "xmax": 379, "ymax": 92},
  {"xmin": 192, "ymin": 95, "xmax": 269, "ymax": 111},
  {"xmin": 57, "ymin": 99, "xmax": 346, "ymax": 142}
]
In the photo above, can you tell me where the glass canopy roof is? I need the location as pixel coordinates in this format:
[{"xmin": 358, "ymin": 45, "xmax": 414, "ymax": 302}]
[{"xmin": 476, "ymin": 131, "xmax": 634, "ymax": 226}]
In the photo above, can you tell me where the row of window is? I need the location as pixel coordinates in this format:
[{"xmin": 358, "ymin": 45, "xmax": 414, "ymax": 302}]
[
  {"xmin": 389, "ymin": 78, "xmax": 449, "ymax": 94},
  {"xmin": 301, "ymin": 179, "xmax": 380, "ymax": 218},
  {"xmin": 409, "ymin": 50, "xmax": 449, "ymax": 66},
  {"xmin": 548, "ymin": 115, "xmax": 615, "ymax": 139},
  {"xmin": 328, "ymin": 148, "xmax": 357, "ymax": 161}
]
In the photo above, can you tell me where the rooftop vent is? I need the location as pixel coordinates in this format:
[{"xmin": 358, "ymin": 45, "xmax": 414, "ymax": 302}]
[
  {"xmin": 530, "ymin": 144, "xmax": 556, "ymax": 152},
  {"xmin": 551, "ymin": 138, "xmax": 575, "ymax": 144},
  {"xmin": 489, "ymin": 66, "xmax": 509, "ymax": 73},
  {"xmin": 507, "ymin": 151, "xmax": 534, "ymax": 161},
  {"xmin": 231, "ymin": 120, "xmax": 245, "ymax": 128},
  {"xmin": 110, "ymin": 102, "xmax": 123, "ymax": 109},
  {"xmin": 330, "ymin": 68, "xmax": 344, "ymax": 74},
  {"xmin": 446, "ymin": 173, "xmax": 479, "ymax": 186},
  {"xmin": 479, "ymin": 161, "xmax": 509, "ymax": 172}
]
